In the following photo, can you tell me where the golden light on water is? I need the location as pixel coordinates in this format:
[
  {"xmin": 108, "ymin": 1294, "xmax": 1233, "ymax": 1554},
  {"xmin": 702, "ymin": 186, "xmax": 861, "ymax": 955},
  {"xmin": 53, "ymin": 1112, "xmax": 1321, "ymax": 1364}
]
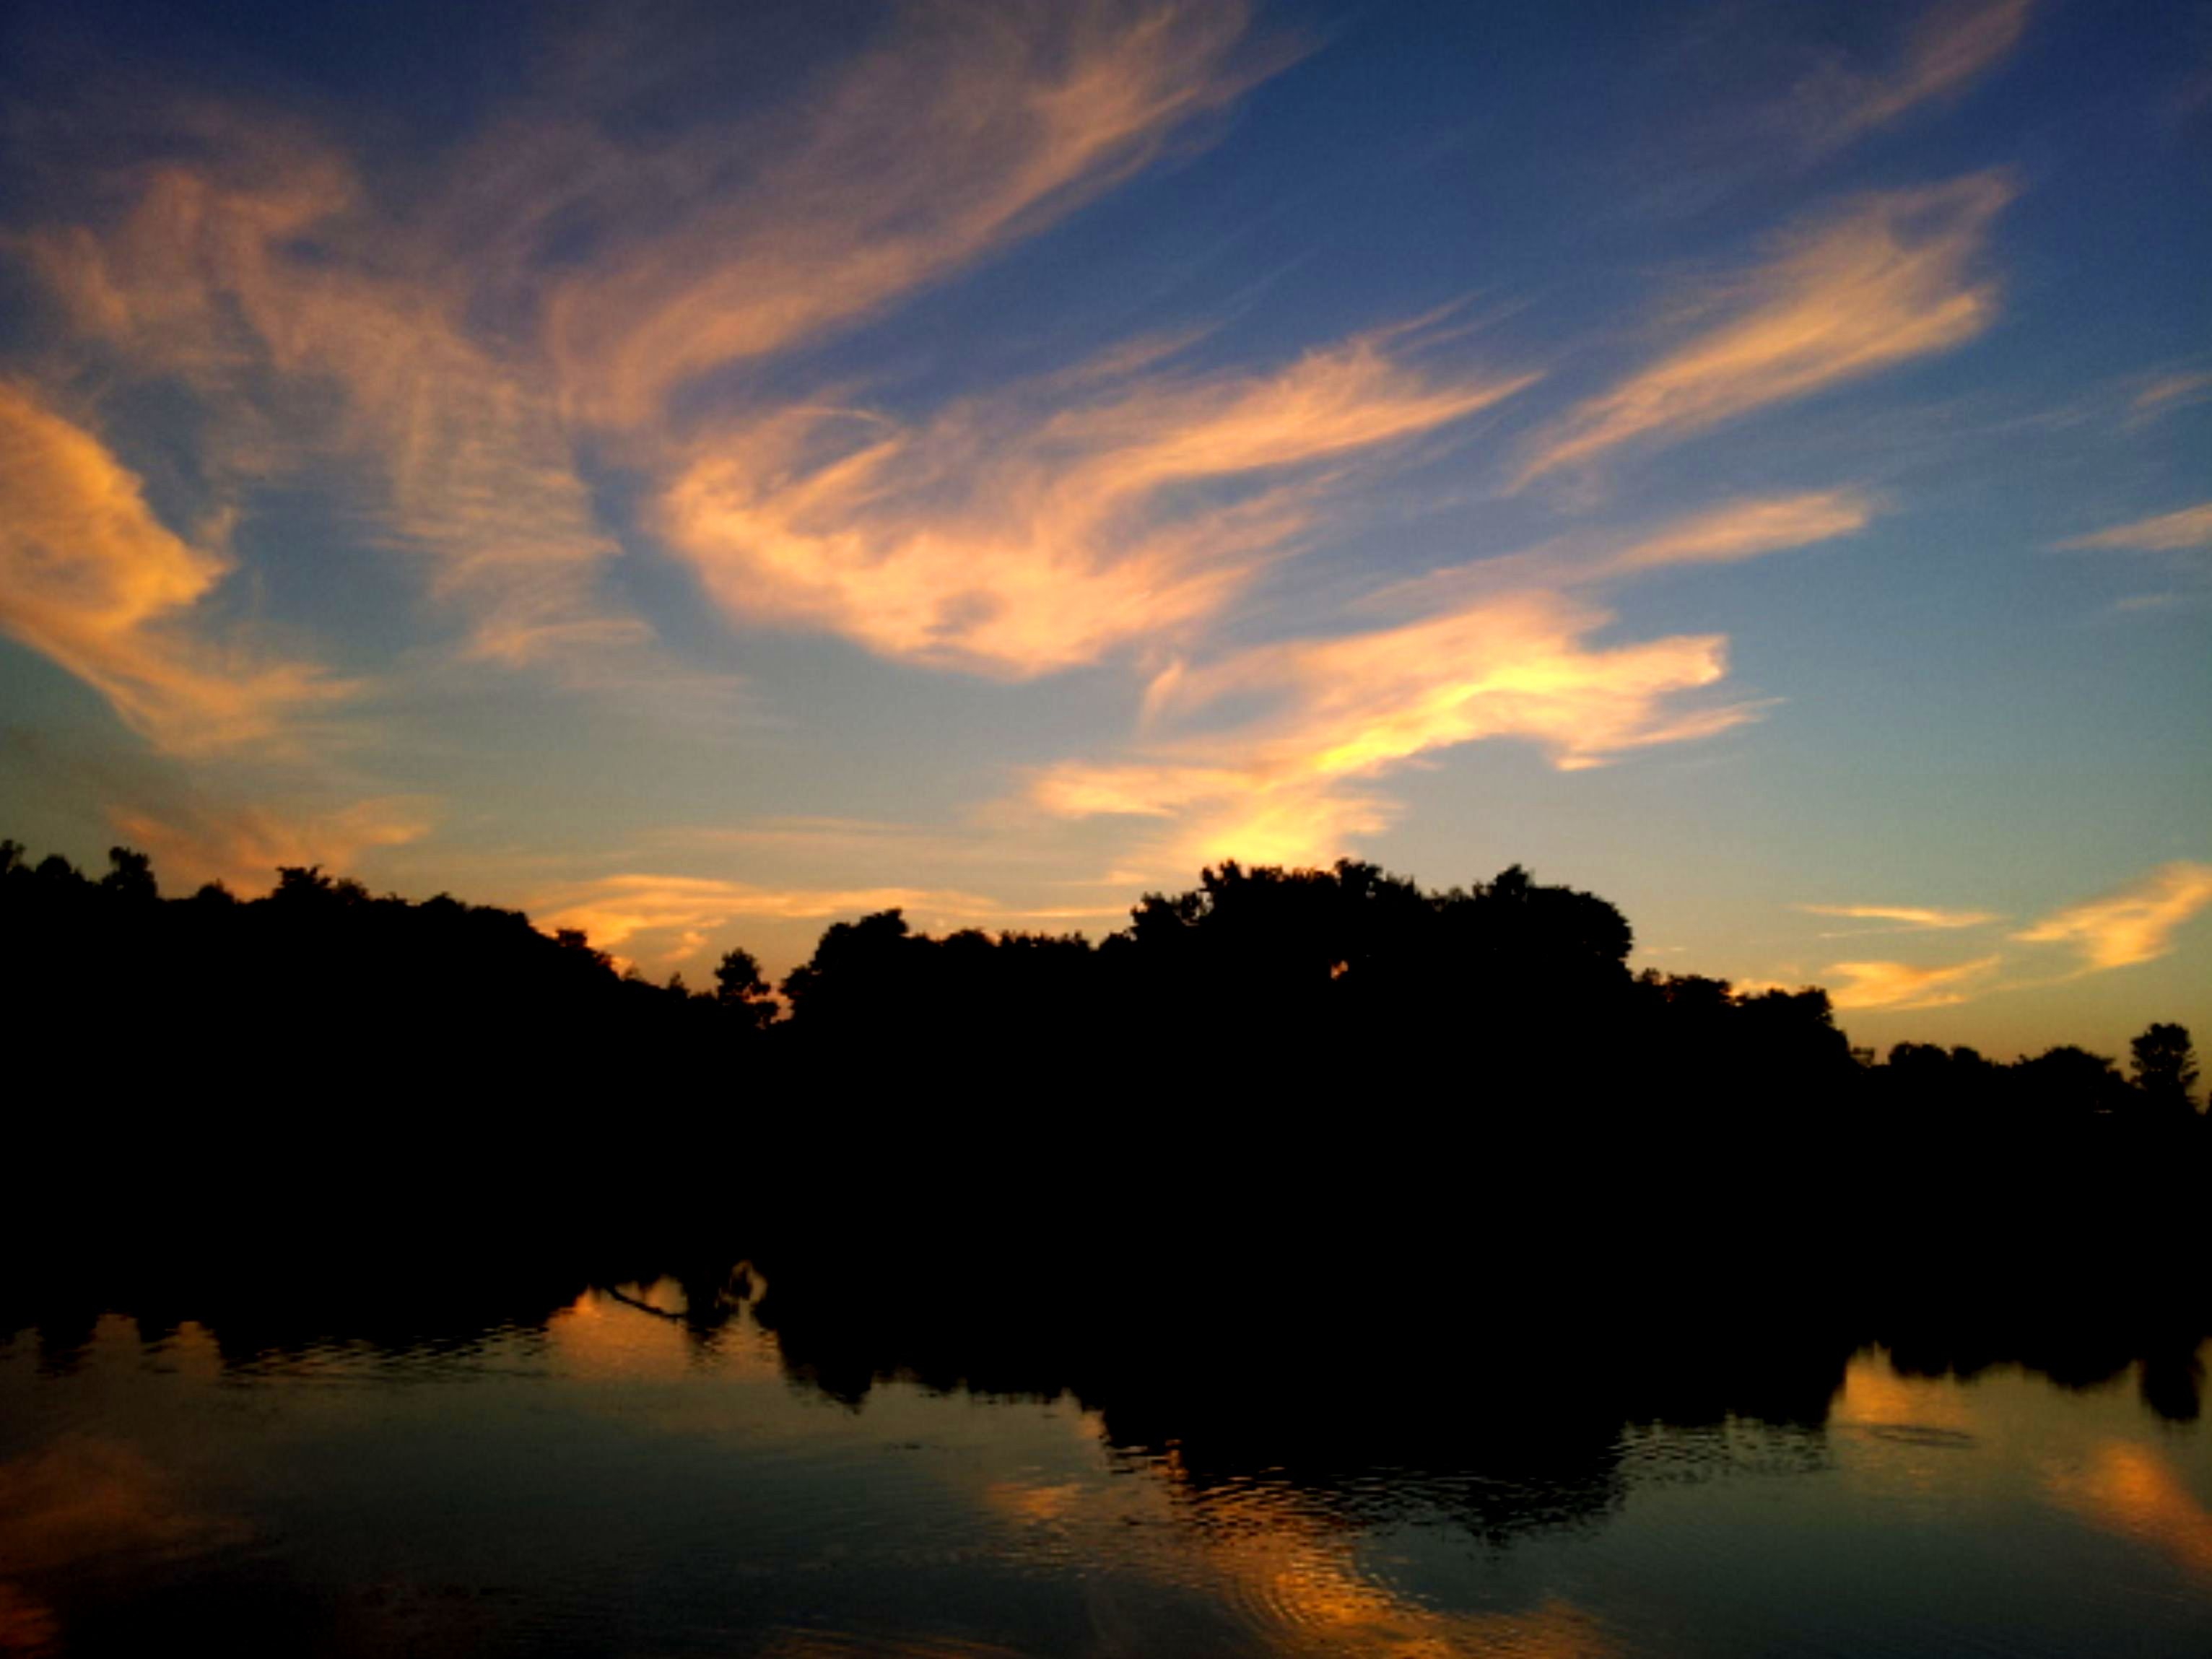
[{"xmin": 2046, "ymin": 1440, "xmax": 2212, "ymax": 1580}]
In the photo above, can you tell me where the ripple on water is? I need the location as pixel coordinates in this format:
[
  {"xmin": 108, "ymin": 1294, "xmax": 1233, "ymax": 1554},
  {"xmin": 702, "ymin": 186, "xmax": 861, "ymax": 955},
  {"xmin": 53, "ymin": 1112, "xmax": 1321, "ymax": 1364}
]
[
  {"xmin": 1855, "ymin": 1424, "xmax": 1978, "ymax": 1449},
  {"xmin": 1164, "ymin": 1475, "xmax": 1436, "ymax": 1653}
]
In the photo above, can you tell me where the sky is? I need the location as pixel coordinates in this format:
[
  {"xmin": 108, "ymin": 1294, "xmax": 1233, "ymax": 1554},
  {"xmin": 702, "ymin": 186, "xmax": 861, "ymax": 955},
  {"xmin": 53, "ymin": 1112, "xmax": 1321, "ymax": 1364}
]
[{"xmin": 0, "ymin": 0, "xmax": 2206, "ymax": 1060}]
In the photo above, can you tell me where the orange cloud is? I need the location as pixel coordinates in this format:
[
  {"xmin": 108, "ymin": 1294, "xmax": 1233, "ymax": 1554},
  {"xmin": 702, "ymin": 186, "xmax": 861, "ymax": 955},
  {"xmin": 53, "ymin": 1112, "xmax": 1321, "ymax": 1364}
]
[
  {"xmin": 107, "ymin": 797, "xmax": 434, "ymax": 894},
  {"xmin": 1517, "ymin": 175, "xmax": 2011, "ymax": 483},
  {"xmin": 1603, "ymin": 490, "xmax": 1874, "ymax": 573},
  {"xmin": 660, "ymin": 333, "xmax": 1531, "ymax": 676},
  {"xmin": 1794, "ymin": 1, "xmax": 2034, "ymax": 151},
  {"xmin": 1033, "ymin": 590, "xmax": 1756, "ymax": 868},
  {"xmin": 2055, "ymin": 502, "xmax": 2212, "ymax": 552},
  {"xmin": 1162, "ymin": 593, "xmax": 1749, "ymax": 772},
  {"xmin": 2130, "ymin": 371, "xmax": 2212, "ymax": 419},
  {"xmin": 1037, "ymin": 775, "xmax": 1396, "ymax": 876},
  {"xmin": 545, "ymin": 1, "xmax": 1286, "ymax": 427},
  {"xmin": 2013, "ymin": 861, "xmax": 2212, "ymax": 971},
  {"xmin": 0, "ymin": 382, "xmax": 351, "ymax": 753},
  {"xmin": 18, "ymin": 9, "xmax": 1298, "ymax": 672},
  {"xmin": 1824, "ymin": 955, "xmax": 2002, "ymax": 1010},
  {"xmin": 27, "ymin": 154, "xmax": 632, "ymax": 667},
  {"xmin": 533, "ymin": 873, "xmax": 1001, "ymax": 949},
  {"xmin": 1360, "ymin": 490, "xmax": 1876, "ymax": 622},
  {"xmin": 525, "ymin": 873, "xmax": 1128, "ymax": 971},
  {"xmin": 1797, "ymin": 902, "xmax": 2001, "ymax": 929}
]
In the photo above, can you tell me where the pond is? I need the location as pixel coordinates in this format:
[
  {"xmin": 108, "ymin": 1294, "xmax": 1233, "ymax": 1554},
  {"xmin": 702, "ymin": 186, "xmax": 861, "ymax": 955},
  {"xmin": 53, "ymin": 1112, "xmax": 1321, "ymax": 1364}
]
[{"xmin": 3, "ymin": 1270, "xmax": 2206, "ymax": 1658}]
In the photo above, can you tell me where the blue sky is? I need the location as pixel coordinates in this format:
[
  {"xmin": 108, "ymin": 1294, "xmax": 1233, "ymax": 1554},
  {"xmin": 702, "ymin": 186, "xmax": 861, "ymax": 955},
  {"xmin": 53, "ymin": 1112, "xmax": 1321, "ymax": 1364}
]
[{"xmin": 1, "ymin": 0, "xmax": 2206, "ymax": 1057}]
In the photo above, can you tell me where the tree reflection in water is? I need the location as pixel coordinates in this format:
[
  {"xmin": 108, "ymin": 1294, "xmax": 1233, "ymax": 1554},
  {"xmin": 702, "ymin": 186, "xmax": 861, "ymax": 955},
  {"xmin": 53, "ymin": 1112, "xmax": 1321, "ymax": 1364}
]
[
  {"xmin": 10, "ymin": 1221, "xmax": 2203, "ymax": 1546},
  {"xmin": 5, "ymin": 1245, "xmax": 2208, "ymax": 1659}
]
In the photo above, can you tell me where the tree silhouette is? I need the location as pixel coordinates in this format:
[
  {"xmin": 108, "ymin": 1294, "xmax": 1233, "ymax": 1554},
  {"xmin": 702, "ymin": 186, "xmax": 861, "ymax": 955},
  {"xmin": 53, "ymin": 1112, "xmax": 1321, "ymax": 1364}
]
[
  {"xmin": 715, "ymin": 947, "xmax": 778, "ymax": 1030},
  {"xmin": 0, "ymin": 831, "xmax": 2199, "ymax": 1173},
  {"xmin": 2129, "ymin": 1022, "xmax": 2200, "ymax": 1116},
  {"xmin": 99, "ymin": 845, "xmax": 158, "ymax": 903}
]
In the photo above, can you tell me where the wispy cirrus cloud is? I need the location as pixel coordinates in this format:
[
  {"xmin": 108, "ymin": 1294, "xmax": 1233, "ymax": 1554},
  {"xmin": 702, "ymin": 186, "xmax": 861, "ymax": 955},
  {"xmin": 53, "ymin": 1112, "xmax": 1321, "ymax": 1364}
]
[
  {"xmin": 1145, "ymin": 592, "xmax": 1754, "ymax": 775},
  {"xmin": 530, "ymin": 872, "xmax": 1120, "ymax": 970},
  {"xmin": 1360, "ymin": 489, "xmax": 1876, "ymax": 619},
  {"xmin": 2013, "ymin": 861, "xmax": 2212, "ymax": 972},
  {"xmin": 1516, "ymin": 174, "xmax": 2011, "ymax": 484},
  {"xmin": 1600, "ymin": 489, "xmax": 1876, "ymax": 575},
  {"xmin": 1024, "ymin": 484, "xmax": 1883, "ymax": 874},
  {"xmin": 25, "ymin": 142, "xmax": 637, "ymax": 668},
  {"xmin": 534, "ymin": 874, "xmax": 994, "ymax": 957},
  {"xmin": 1798, "ymin": 902, "xmax": 2002, "ymax": 929},
  {"xmin": 660, "ymin": 330, "xmax": 1533, "ymax": 676},
  {"xmin": 1796, "ymin": 862, "xmax": 2212, "ymax": 1013},
  {"xmin": 1790, "ymin": 1, "xmax": 2034, "ymax": 152},
  {"xmin": 19, "ymin": 4, "xmax": 1294, "ymax": 678},
  {"xmin": 107, "ymin": 795, "xmax": 434, "ymax": 894},
  {"xmin": 1032, "ymin": 588, "xmax": 1759, "ymax": 870},
  {"xmin": 0, "ymin": 5, "xmax": 2084, "ymax": 963},
  {"xmin": 0, "ymin": 381, "xmax": 353, "ymax": 754},
  {"xmin": 540, "ymin": 0, "xmax": 1289, "ymax": 427},
  {"xmin": 2054, "ymin": 502, "xmax": 2212, "ymax": 552},
  {"xmin": 2052, "ymin": 500, "xmax": 2212, "ymax": 617},
  {"xmin": 1825, "ymin": 954, "xmax": 2002, "ymax": 1010},
  {"xmin": 2128, "ymin": 370, "xmax": 2212, "ymax": 422}
]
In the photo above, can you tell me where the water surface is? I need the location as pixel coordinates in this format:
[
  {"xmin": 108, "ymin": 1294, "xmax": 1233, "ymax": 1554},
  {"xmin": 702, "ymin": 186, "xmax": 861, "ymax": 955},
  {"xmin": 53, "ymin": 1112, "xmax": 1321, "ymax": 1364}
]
[{"xmin": 4, "ymin": 1277, "xmax": 2207, "ymax": 1658}]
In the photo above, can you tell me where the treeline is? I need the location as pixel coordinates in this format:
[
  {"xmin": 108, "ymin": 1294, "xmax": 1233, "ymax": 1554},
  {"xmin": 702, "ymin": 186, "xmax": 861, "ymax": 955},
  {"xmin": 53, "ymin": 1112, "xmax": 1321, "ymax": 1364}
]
[
  {"xmin": 1, "ymin": 837, "xmax": 2195, "ymax": 1123},
  {"xmin": 10, "ymin": 830, "xmax": 2205, "ymax": 1259},
  {"xmin": 6, "ymin": 833, "xmax": 2207, "ymax": 1414}
]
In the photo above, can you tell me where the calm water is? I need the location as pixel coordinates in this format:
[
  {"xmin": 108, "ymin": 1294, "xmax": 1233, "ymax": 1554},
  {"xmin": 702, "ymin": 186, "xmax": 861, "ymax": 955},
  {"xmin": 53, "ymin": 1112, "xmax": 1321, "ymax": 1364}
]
[{"xmin": 3, "ymin": 1276, "xmax": 2207, "ymax": 1658}]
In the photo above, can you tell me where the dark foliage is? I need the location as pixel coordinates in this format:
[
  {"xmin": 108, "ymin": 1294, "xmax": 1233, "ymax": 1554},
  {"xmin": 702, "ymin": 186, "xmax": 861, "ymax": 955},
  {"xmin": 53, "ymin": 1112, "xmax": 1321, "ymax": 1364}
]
[
  {"xmin": 9, "ymin": 837, "xmax": 2192, "ymax": 1136},
  {"xmin": 4, "ymin": 833, "xmax": 2204, "ymax": 1442}
]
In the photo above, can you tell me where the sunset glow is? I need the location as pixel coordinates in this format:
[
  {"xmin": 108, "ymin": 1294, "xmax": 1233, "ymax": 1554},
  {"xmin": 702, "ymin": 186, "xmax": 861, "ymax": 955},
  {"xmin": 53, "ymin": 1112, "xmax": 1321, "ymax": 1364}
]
[{"xmin": 1, "ymin": 0, "xmax": 2204, "ymax": 1057}]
